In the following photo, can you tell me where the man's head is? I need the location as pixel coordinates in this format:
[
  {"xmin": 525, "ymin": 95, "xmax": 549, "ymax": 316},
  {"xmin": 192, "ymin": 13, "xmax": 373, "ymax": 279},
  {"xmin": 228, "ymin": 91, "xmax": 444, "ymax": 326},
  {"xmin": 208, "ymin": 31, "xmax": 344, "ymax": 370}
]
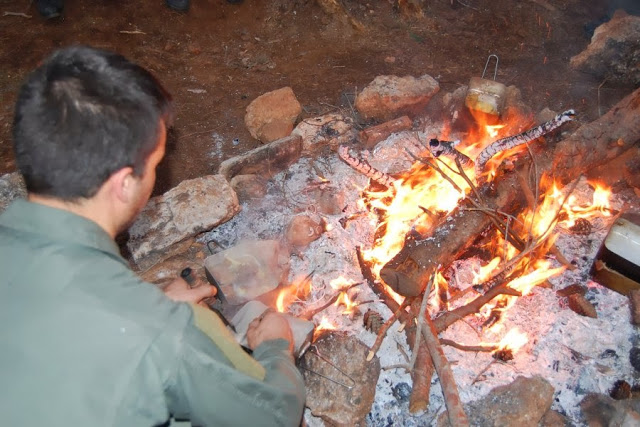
[{"xmin": 12, "ymin": 45, "xmax": 174, "ymax": 201}]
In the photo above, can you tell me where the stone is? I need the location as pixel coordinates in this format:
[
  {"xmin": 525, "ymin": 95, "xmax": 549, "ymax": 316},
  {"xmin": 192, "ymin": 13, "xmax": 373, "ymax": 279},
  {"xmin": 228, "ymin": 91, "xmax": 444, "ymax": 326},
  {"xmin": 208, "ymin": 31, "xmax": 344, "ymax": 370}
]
[
  {"xmin": 461, "ymin": 375, "xmax": 555, "ymax": 427},
  {"xmin": 138, "ymin": 241, "xmax": 209, "ymax": 286},
  {"xmin": 218, "ymin": 134, "xmax": 302, "ymax": 180},
  {"xmin": 284, "ymin": 214, "xmax": 323, "ymax": 250},
  {"xmin": 580, "ymin": 393, "xmax": 640, "ymax": 426},
  {"xmin": 303, "ymin": 332, "xmax": 380, "ymax": 426},
  {"xmin": 291, "ymin": 113, "xmax": 357, "ymax": 155},
  {"xmin": 570, "ymin": 11, "xmax": 640, "ymax": 86},
  {"xmin": 127, "ymin": 175, "xmax": 240, "ymax": 266},
  {"xmin": 309, "ymin": 185, "xmax": 346, "ymax": 215},
  {"xmin": 244, "ymin": 87, "xmax": 302, "ymax": 143},
  {"xmin": 0, "ymin": 172, "xmax": 27, "ymax": 214},
  {"xmin": 539, "ymin": 409, "xmax": 571, "ymax": 427},
  {"xmin": 203, "ymin": 239, "xmax": 289, "ymax": 305},
  {"xmin": 229, "ymin": 174, "xmax": 268, "ymax": 201},
  {"xmin": 355, "ymin": 74, "xmax": 439, "ymax": 121}
]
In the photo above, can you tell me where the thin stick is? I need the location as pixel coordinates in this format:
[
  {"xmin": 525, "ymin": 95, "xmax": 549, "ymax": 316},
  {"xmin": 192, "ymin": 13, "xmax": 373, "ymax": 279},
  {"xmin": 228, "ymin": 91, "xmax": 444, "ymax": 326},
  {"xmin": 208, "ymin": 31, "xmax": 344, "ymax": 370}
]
[
  {"xmin": 298, "ymin": 283, "xmax": 362, "ymax": 321},
  {"xmin": 367, "ymin": 298, "xmax": 410, "ymax": 361},
  {"xmin": 3, "ymin": 11, "xmax": 32, "ymax": 17},
  {"xmin": 410, "ymin": 274, "xmax": 435, "ymax": 370},
  {"xmin": 440, "ymin": 339, "xmax": 498, "ymax": 353},
  {"xmin": 422, "ymin": 314, "xmax": 469, "ymax": 425}
]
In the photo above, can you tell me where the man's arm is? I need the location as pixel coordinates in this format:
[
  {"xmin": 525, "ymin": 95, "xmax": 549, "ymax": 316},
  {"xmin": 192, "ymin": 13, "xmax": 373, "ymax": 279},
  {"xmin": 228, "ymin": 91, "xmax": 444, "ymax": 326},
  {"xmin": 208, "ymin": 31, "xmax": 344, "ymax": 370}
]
[{"xmin": 164, "ymin": 306, "xmax": 306, "ymax": 427}]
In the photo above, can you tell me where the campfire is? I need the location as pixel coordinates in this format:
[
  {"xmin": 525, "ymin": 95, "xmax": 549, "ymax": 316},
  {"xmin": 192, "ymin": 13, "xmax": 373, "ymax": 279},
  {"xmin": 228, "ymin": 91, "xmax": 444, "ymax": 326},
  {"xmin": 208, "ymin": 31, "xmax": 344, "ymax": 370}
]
[{"xmin": 200, "ymin": 88, "xmax": 639, "ymax": 425}]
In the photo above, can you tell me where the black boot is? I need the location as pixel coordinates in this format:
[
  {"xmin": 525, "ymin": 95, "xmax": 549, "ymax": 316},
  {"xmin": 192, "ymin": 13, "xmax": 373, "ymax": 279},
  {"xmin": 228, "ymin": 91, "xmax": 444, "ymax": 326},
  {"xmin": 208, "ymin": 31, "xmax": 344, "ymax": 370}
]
[
  {"xmin": 165, "ymin": 0, "xmax": 190, "ymax": 11},
  {"xmin": 36, "ymin": 0, "xmax": 64, "ymax": 19}
]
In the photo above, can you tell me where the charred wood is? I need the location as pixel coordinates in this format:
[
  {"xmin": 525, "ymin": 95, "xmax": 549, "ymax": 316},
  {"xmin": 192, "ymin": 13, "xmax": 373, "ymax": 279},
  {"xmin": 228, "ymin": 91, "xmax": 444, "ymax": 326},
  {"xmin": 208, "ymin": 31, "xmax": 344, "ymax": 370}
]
[{"xmin": 381, "ymin": 87, "xmax": 640, "ymax": 298}]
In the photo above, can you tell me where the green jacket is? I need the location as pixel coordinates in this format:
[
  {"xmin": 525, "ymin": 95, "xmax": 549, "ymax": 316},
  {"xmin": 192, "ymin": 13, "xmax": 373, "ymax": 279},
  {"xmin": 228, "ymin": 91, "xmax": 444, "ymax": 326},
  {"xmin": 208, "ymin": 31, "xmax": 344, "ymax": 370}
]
[{"xmin": 0, "ymin": 200, "xmax": 305, "ymax": 426}]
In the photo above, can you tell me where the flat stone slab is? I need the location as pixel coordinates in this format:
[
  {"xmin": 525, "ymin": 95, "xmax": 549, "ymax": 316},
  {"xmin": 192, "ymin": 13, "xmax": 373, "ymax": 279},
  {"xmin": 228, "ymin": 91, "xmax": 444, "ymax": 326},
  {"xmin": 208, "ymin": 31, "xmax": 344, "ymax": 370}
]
[{"xmin": 128, "ymin": 174, "xmax": 239, "ymax": 264}]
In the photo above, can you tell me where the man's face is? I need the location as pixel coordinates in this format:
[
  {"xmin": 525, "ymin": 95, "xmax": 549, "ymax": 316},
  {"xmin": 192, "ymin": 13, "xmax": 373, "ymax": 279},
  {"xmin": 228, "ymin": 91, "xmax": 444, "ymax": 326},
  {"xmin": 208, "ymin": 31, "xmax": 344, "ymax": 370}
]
[{"xmin": 124, "ymin": 120, "xmax": 167, "ymax": 227}]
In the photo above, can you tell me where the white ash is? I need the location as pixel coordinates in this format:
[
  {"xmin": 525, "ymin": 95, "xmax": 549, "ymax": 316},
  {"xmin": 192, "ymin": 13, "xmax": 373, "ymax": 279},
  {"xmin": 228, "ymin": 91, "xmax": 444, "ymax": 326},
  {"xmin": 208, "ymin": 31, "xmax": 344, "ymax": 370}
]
[{"xmin": 200, "ymin": 135, "xmax": 638, "ymax": 426}]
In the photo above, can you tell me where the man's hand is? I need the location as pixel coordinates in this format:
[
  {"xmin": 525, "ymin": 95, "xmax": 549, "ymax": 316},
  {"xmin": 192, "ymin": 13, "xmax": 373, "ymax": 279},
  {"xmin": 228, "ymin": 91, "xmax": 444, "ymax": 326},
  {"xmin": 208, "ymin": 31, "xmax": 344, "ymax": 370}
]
[
  {"xmin": 247, "ymin": 310, "xmax": 294, "ymax": 355},
  {"xmin": 163, "ymin": 277, "xmax": 217, "ymax": 305}
]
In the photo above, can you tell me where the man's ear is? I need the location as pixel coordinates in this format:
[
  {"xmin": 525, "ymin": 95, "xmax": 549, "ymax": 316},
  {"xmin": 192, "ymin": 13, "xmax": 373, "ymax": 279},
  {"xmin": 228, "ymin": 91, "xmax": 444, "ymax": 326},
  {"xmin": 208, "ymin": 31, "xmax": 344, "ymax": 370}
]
[{"xmin": 106, "ymin": 167, "xmax": 136, "ymax": 203}]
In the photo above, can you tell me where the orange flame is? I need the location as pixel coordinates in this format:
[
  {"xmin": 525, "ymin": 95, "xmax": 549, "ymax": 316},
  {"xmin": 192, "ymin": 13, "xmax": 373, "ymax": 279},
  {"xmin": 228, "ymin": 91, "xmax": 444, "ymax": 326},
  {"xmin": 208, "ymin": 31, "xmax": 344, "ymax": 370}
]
[
  {"xmin": 498, "ymin": 328, "xmax": 528, "ymax": 353},
  {"xmin": 334, "ymin": 292, "xmax": 357, "ymax": 314},
  {"xmin": 313, "ymin": 316, "xmax": 337, "ymax": 341}
]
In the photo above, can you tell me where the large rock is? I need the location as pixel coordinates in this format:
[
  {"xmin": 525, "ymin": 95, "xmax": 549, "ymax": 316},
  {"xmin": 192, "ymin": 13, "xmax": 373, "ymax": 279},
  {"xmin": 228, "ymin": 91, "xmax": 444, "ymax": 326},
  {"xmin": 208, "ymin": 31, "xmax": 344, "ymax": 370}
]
[
  {"xmin": 570, "ymin": 11, "xmax": 640, "ymax": 86},
  {"xmin": 355, "ymin": 74, "xmax": 439, "ymax": 121},
  {"xmin": 244, "ymin": 87, "xmax": 302, "ymax": 143},
  {"xmin": 303, "ymin": 332, "xmax": 381, "ymax": 426},
  {"xmin": 218, "ymin": 134, "xmax": 302, "ymax": 180},
  {"xmin": 440, "ymin": 376, "xmax": 554, "ymax": 426},
  {"xmin": 127, "ymin": 175, "xmax": 239, "ymax": 266},
  {"xmin": 291, "ymin": 113, "xmax": 357, "ymax": 155},
  {"xmin": 0, "ymin": 172, "xmax": 27, "ymax": 214}
]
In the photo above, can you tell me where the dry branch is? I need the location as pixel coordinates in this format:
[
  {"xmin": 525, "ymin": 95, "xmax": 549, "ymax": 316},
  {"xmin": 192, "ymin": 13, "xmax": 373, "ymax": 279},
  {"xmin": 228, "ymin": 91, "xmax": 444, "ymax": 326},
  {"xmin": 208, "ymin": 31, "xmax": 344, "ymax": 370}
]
[
  {"xmin": 421, "ymin": 314, "xmax": 469, "ymax": 426},
  {"xmin": 440, "ymin": 339, "xmax": 498, "ymax": 353},
  {"xmin": 381, "ymin": 87, "xmax": 640, "ymax": 298},
  {"xmin": 357, "ymin": 247, "xmax": 435, "ymax": 413}
]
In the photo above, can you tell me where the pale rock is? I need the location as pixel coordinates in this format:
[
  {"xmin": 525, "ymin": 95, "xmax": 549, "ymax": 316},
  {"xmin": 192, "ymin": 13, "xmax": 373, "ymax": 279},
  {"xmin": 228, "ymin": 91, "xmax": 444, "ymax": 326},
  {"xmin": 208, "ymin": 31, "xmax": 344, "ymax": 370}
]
[
  {"xmin": 127, "ymin": 175, "xmax": 239, "ymax": 265},
  {"xmin": 309, "ymin": 185, "xmax": 346, "ymax": 215},
  {"xmin": 570, "ymin": 11, "xmax": 640, "ymax": 85},
  {"xmin": 291, "ymin": 113, "xmax": 357, "ymax": 155},
  {"xmin": 218, "ymin": 134, "xmax": 302, "ymax": 180},
  {"xmin": 355, "ymin": 74, "xmax": 439, "ymax": 121},
  {"xmin": 230, "ymin": 174, "xmax": 268, "ymax": 201},
  {"xmin": 245, "ymin": 87, "xmax": 302, "ymax": 143},
  {"xmin": 440, "ymin": 375, "xmax": 554, "ymax": 426},
  {"xmin": 0, "ymin": 172, "xmax": 27, "ymax": 214},
  {"xmin": 303, "ymin": 332, "xmax": 380, "ymax": 426},
  {"xmin": 285, "ymin": 214, "xmax": 323, "ymax": 250},
  {"xmin": 204, "ymin": 239, "xmax": 289, "ymax": 305}
]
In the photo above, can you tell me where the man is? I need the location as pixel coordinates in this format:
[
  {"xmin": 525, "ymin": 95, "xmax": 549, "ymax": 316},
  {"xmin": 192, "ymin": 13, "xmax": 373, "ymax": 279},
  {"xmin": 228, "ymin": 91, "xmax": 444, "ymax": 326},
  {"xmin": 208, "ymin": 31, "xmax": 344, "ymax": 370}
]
[{"xmin": 0, "ymin": 46, "xmax": 305, "ymax": 426}]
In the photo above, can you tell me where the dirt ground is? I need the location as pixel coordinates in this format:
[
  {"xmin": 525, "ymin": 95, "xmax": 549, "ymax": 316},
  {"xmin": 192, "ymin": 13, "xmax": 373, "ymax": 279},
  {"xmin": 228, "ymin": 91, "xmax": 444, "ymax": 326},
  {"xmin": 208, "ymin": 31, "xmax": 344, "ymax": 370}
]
[{"xmin": 0, "ymin": 0, "xmax": 635, "ymax": 195}]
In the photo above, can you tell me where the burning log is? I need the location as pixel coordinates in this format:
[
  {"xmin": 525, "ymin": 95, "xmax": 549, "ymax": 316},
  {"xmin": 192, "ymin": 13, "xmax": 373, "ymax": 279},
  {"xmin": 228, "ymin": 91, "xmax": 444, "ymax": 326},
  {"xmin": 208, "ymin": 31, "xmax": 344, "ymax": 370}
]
[{"xmin": 381, "ymin": 87, "xmax": 640, "ymax": 299}]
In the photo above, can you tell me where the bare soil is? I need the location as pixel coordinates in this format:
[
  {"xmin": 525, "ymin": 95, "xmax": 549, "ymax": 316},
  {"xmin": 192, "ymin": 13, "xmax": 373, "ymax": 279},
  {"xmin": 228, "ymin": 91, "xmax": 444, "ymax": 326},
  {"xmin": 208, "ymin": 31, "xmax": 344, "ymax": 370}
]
[{"xmin": 0, "ymin": 0, "xmax": 634, "ymax": 195}]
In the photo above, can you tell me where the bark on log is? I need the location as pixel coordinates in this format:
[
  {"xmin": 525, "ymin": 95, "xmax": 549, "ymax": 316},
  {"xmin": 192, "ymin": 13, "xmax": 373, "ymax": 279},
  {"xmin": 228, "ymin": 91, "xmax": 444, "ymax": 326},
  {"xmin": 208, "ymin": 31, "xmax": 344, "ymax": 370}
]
[{"xmin": 380, "ymin": 87, "xmax": 640, "ymax": 298}]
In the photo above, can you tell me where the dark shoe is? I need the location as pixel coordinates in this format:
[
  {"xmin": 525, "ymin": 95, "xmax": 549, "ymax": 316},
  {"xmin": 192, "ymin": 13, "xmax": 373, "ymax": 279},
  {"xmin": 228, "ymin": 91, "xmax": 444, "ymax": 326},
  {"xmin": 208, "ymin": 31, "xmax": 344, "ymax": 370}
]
[
  {"xmin": 165, "ymin": 0, "xmax": 190, "ymax": 11},
  {"xmin": 37, "ymin": 0, "xmax": 63, "ymax": 19}
]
